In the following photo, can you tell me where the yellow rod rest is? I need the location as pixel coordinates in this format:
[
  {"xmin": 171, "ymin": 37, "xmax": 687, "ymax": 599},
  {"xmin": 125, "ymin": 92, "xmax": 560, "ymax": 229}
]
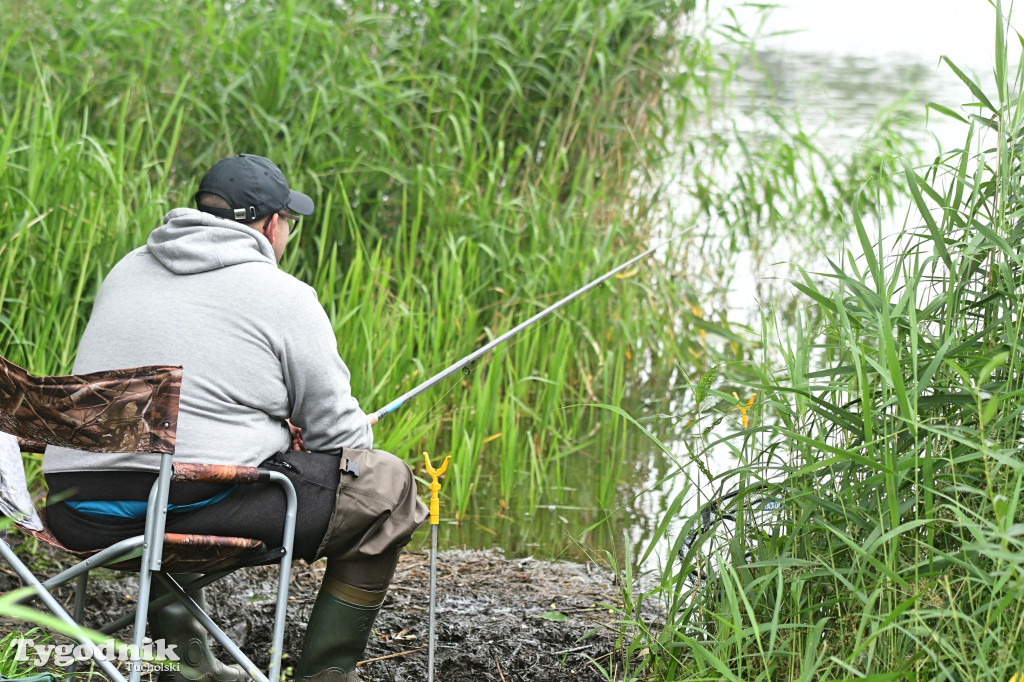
[{"xmin": 423, "ymin": 452, "xmax": 450, "ymax": 526}]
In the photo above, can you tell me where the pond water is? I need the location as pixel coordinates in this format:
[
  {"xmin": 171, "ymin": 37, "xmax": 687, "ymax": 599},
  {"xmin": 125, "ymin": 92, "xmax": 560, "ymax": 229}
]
[
  {"xmin": 414, "ymin": 1, "xmax": 1015, "ymax": 570},
  {"xmin": 729, "ymin": 0, "xmax": 1003, "ymax": 151}
]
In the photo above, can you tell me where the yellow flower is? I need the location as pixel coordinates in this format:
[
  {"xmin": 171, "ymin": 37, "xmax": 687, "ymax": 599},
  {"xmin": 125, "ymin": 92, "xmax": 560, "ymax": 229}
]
[{"xmin": 732, "ymin": 392, "xmax": 756, "ymax": 428}]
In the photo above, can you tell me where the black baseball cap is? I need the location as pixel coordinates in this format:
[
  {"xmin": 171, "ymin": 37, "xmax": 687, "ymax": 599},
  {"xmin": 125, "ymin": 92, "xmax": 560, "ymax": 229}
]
[{"xmin": 194, "ymin": 154, "xmax": 315, "ymax": 222}]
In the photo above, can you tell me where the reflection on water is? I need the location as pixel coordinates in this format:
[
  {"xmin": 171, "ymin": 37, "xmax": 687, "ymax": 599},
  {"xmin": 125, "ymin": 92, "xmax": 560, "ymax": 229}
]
[
  {"xmin": 729, "ymin": 0, "xmax": 1003, "ymax": 156},
  {"xmin": 741, "ymin": 49, "xmax": 979, "ymax": 155},
  {"xmin": 742, "ymin": 52, "xmax": 929, "ymax": 138}
]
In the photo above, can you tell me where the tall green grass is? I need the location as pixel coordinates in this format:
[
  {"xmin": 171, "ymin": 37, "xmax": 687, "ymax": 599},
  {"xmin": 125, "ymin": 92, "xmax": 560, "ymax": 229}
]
[
  {"xmin": 612, "ymin": 3, "xmax": 1024, "ymax": 680},
  {"xmin": 3, "ymin": 0, "xmax": 897, "ymax": 564},
  {"xmin": 0, "ymin": 2, "xmax": 689, "ymax": 477},
  {"xmin": 1, "ymin": 0, "xmax": 972, "ymax": 676}
]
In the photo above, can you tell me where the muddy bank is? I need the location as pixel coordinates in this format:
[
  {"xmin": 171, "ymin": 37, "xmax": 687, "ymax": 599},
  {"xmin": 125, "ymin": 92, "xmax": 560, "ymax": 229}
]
[{"xmin": 1, "ymin": 544, "xmax": 656, "ymax": 681}]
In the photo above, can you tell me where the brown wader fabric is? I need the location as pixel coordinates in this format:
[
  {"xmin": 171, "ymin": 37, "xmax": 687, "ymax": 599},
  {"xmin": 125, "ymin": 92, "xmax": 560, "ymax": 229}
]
[{"xmin": 315, "ymin": 448, "xmax": 428, "ymax": 591}]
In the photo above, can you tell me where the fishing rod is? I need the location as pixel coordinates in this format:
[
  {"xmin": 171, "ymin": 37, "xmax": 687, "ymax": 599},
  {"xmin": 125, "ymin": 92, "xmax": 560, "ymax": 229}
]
[{"xmin": 370, "ymin": 233, "xmax": 684, "ymax": 422}]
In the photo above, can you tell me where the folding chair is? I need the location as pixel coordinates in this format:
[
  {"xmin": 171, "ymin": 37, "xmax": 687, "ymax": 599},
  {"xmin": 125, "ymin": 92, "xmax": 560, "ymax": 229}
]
[{"xmin": 0, "ymin": 355, "xmax": 297, "ymax": 682}]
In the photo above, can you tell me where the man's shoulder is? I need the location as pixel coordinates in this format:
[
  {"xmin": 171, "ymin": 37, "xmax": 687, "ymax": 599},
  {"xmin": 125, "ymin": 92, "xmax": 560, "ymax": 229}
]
[
  {"xmin": 116, "ymin": 244, "xmax": 152, "ymax": 263},
  {"xmin": 100, "ymin": 245, "xmax": 157, "ymax": 281},
  {"xmin": 260, "ymin": 266, "xmax": 317, "ymax": 297},
  {"xmin": 244, "ymin": 266, "xmax": 325, "ymax": 319}
]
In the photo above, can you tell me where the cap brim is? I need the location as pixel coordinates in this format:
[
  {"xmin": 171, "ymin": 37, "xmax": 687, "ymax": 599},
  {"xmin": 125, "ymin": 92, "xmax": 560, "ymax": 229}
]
[{"xmin": 288, "ymin": 190, "xmax": 315, "ymax": 216}]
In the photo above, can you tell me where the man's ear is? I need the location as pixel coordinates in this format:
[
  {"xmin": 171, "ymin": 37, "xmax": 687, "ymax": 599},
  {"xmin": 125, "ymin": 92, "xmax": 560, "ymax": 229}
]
[{"xmin": 264, "ymin": 213, "xmax": 280, "ymax": 244}]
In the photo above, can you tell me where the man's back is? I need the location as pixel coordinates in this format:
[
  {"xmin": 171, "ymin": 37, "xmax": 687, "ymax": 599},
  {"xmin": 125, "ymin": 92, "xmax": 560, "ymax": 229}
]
[{"xmin": 44, "ymin": 207, "xmax": 372, "ymax": 476}]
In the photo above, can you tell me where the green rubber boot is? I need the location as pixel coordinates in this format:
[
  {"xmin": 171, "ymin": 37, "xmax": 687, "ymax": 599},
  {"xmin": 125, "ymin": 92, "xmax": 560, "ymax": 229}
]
[
  {"xmin": 148, "ymin": 574, "xmax": 247, "ymax": 682},
  {"xmin": 294, "ymin": 577, "xmax": 386, "ymax": 682}
]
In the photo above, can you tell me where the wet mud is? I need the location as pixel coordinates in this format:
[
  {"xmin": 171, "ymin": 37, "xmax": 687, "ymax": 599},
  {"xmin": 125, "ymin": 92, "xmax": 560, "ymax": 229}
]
[{"xmin": 1, "ymin": 544, "xmax": 654, "ymax": 681}]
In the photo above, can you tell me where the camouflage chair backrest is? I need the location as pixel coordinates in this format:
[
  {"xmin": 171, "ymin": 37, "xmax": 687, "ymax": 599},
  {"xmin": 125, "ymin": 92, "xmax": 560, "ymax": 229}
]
[{"xmin": 0, "ymin": 356, "xmax": 182, "ymax": 454}]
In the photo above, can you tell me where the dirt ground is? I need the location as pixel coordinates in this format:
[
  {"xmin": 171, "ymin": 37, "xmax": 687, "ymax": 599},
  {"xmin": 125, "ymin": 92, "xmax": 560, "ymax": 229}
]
[{"xmin": 1, "ymin": 543, "xmax": 657, "ymax": 681}]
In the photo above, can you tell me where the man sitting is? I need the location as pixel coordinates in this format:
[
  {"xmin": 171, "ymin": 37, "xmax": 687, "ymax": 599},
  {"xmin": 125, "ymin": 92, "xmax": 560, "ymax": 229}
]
[{"xmin": 43, "ymin": 154, "xmax": 427, "ymax": 682}]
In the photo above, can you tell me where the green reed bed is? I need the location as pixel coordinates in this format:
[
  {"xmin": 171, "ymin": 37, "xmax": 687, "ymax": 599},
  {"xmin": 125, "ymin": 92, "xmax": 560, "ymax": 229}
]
[
  {"xmin": 615, "ymin": 4, "xmax": 1024, "ymax": 680},
  {"xmin": 0, "ymin": 0, "xmax": 709, "ymax": 566}
]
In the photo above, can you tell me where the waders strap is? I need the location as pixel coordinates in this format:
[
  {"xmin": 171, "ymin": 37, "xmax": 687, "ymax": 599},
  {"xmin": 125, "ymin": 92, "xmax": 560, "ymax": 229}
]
[{"xmin": 322, "ymin": 573, "xmax": 386, "ymax": 607}]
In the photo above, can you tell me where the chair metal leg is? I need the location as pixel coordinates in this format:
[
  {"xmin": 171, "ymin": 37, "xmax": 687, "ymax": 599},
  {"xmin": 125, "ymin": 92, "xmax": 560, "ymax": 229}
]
[
  {"xmin": 0, "ymin": 538, "xmax": 128, "ymax": 682},
  {"xmin": 265, "ymin": 470, "xmax": 298, "ymax": 682},
  {"xmin": 130, "ymin": 558, "xmax": 154, "ymax": 682},
  {"xmin": 130, "ymin": 454, "xmax": 174, "ymax": 682},
  {"xmin": 74, "ymin": 571, "xmax": 89, "ymax": 622},
  {"xmin": 66, "ymin": 571, "xmax": 90, "ymax": 674}
]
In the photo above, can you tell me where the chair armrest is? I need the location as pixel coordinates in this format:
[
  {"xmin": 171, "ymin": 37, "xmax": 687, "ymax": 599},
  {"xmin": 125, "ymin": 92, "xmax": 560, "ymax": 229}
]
[
  {"xmin": 171, "ymin": 463, "xmax": 265, "ymax": 485},
  {"xmin": 18, "ymin": 438, "xmax": 46, "ymax": 454},
  {"xmin": 9, "ymin": 445, "xmax": 263, "ymax": 484}
]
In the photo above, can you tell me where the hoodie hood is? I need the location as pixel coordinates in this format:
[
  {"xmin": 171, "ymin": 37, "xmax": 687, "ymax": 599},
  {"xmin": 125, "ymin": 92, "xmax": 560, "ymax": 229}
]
[{"xmin": 147, "ymin": 208, "xmax": 277, "ymax": 275}]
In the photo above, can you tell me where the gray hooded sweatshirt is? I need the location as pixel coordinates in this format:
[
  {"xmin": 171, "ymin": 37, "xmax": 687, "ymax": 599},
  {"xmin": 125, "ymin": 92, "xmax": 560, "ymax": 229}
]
[{"xmin": 44, "ymin": 208, "xmax": 373, "ymax": 475}]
